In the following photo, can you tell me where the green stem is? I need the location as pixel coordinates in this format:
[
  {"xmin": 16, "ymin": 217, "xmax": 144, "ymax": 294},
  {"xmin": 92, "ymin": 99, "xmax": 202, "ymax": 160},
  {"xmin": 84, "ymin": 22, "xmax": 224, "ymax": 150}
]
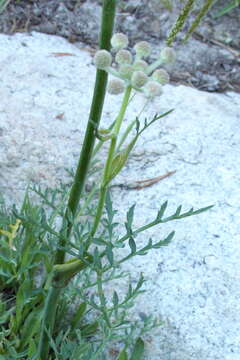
[
  {"xmin": 37, "ymin": 287, "xmax": 61, "ymax": 360},
  {"xmin": 38, "ymin": 2, "xmax": 117, "ymax": 359},
  {"xmin": 55, "ymin": 0, "xmax": 117, "ymax": 266},
  {"xmin": 91, "ymin": 85, "xmax": 132, "ymax": 236},
  {"xmin": 97, "ymin": 271, "xmax": 111, "ymax": 327}
]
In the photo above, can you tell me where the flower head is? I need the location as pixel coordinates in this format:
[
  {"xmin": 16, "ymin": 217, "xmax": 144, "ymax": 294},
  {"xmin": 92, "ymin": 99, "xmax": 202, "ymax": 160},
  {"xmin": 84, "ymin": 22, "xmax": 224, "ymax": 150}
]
[
  {"xmin": 152, "ymin": 69, "xmax": 170, "ymax": 85},
  {"xmin": 108, "ymin": 79, "xmax": 125, "ymax": 95},
  {"xmin": 134, "ymin": 41, "xmax": 151, "ymax": 59},
  {"xmin": 131, "ymin": 71, "xmax": 148, "ymax": 88},
  {"xmin": 118, "ymin": 64, "xmax": 134, "ymax": 80},
  {"xmin": 133, "ymin": 60, "xmax": 148, "ymax": 71},
  {"xmin": 144, "ymin": 81, "xmax": 163, "ymax": 98},
  {"xmin": 160, "ymin": 47, "xmax": 176, "ymax": 64},
  {"xmin": 111, "ymin": 33, "xmax": 129, "ymax": 51},
  {"xmin": 115, "ymin": 50, "xmax": 132, "ymax": 65},
  {"xmin": 94, "ymin": 50, "xmax": 112, "ymax": 69}
]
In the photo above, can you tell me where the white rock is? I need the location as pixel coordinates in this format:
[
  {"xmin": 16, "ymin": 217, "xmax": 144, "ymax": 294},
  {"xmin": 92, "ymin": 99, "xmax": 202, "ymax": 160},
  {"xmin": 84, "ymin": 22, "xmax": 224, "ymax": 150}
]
[{"xmin": 0, "ymin": 32, "xmax": 240, "ymax": 359}]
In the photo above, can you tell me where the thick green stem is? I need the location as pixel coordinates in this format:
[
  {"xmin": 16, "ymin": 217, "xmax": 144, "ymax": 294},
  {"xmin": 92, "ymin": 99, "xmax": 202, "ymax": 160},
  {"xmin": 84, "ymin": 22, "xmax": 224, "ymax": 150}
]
[
  {"xmin": 38, "ymin": 2, "xmax": 117, "ymax": 359},
  {"xmin": 55, "ymin": 0, "xmax": 117, "ymax": 265},
  {"xmin": 91, "ymin": 85, "xmax": 132, "ymax": 236}
]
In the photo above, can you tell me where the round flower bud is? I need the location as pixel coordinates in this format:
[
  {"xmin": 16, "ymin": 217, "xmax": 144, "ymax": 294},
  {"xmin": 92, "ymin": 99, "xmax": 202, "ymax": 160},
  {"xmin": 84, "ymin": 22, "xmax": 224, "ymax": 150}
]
[
  {"xmin": 118, "ymin": 64, "xmax": 134, "ymax": 80},
  {"xmin": 133, "ymin": 60, "xmax": 148, "ymax": 71},
  {"xmin": 115, "ymin": 49, "xmax": 132, "ymax": 65},
  {"xmin": 134, "ymin": 41, "xmax": 151, "ymax": 58},
  {"xmin": 111, "ymin": 33, "xmax": 129, "ymax": 51},
  {"xmin": 152, "ymin": 69, "xmax": 170, "ymax": 85},
  {"xmin": 144, "ymin": 81, "xmax": 163, "ymax": 98},
  {"xmin": 160, "ymin": 47, "xmax": 176, "ymax": 64},
  {"xmin": 131, "ymin": 71, "xmax": 148, "ymax": 88},
  {"xmin": 108, "ymin": 79, "xmax": 125, "ymax": 95},
  {"xmin": 94, "ymin": 50, "xmax": 112, "ymax": 69}
]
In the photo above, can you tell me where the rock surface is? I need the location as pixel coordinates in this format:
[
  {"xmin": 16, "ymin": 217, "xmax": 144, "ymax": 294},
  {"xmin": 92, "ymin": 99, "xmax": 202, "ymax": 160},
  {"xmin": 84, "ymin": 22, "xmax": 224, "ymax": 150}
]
[{"xmin": 0, "ymin": 32, "xmax": 240, "ymax": 359}]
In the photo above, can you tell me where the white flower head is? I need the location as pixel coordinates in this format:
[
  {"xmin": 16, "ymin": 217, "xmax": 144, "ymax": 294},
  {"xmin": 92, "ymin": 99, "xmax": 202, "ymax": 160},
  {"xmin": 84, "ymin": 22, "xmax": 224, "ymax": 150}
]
[
  {"xmin": 118, "ymin": 64, "xmax": 134, "ymax": 80},
  {"xmin": 108, "ymin": 79, "xmax": 125, "ymax": 95},
  {"xmin": 115, "ymin": 50, "xmax": 132, "ymax": 65},
  {"xmin": 133, "ymin": 60, "xmax": 148, "ymax": 71},
  {"xmin": 152, "ymin": 69, "xmax": 170, "ymax": 85},
  {"xmin": 134, "ymin": 41, "xmax": 151, "ymax": 59},
  {"xmin": 160, "ymin": 47, "xmax": 176, "ymax": 64},
  {"xmin": 94, "ymin": 50, "xmax": 112, "ymax": 69},
  {"xmin": 131, "ymin": 71, "xmax": 148, "ymax": 88},
  {"xmin": 144, "ymin": 81, "xmax": 163, "ymax": 98},
  {"xmin": 111, "ymin": 33, "xmax": 129, "ymax": 51}
]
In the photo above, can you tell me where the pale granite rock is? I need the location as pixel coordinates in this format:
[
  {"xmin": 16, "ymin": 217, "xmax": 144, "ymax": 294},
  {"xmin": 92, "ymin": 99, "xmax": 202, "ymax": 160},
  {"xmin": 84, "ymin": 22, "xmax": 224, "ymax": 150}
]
[{"xmin": 0, "ymin": 32, "xmax": 239, "ymax": 360}]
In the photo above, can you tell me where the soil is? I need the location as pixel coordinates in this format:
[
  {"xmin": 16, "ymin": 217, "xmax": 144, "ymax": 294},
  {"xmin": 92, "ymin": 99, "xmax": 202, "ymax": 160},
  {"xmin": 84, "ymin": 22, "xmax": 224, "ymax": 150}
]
[{"xmin": 0, "ymin": 0, "xmax": 239, "ymax": 93}]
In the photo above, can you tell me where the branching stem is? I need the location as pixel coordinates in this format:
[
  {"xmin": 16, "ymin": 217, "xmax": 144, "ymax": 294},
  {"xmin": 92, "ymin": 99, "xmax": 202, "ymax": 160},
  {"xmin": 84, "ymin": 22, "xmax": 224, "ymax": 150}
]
[{"xmin": 91, "ymin": 85, "xmax": 132, "ymax": 236}]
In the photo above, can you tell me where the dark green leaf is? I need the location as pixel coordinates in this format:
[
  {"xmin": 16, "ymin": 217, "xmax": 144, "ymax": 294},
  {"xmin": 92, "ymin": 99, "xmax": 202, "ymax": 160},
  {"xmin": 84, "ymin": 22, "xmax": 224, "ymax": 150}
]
[
  {"xmin": 92, "ymin": 238, "xmax": 108, "ymax": 246},
  {"xmin": 112, "ymin": 291, "xmax": 119, "ymax": 306},
  {"xmin": 118, "ymin": 349, "xmax": 128, "ymax": 360},
  {"xmin": 106, "ymin": 244, "xmax": 114, "ymax": 265},
  {"xmin": 81, "ymin": 321, "xmax": 98, "ymax": 336},
  {"xmin": 156, "ymin": 201, "xmax": 168, "ymax": 220},
  {"xmin": 129, "ymin": 237, "xmax": 136, "ymax": 254},
  {"xmin": 130, "ymin": 337, "xmax": 145, "ymax": 360},
  {"xmin": 71, "ymin": 302, "xmax": 87, "ymax": 330},
  {"xmin": 175, "ymin": 205, "xmax": 182, "ymax": 217},
  {"xmin": 153, "ymin": 231, "xmax": 175, "ymax": 248}
]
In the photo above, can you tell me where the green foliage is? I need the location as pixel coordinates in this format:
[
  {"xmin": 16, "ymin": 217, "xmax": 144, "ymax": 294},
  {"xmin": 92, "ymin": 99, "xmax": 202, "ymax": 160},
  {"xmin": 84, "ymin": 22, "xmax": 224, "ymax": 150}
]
[
  {"xmin": 0, "ymin": 0, "xmax": 11, "ymax": 14},
  {"xmin": 214, "ymin": 0, "xmax": 240, "ymax": 17}
]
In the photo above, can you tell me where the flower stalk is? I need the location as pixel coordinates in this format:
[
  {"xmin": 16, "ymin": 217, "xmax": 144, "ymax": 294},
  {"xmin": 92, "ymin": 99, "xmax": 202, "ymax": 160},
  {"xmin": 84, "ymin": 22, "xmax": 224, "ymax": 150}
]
[
  {"xmin": 91, "ymin": 85, "xmax": 132, "ymax": 236},
  {"xmin": 38, "ymin": 1, "xmax": 117, "ymax": 359}
]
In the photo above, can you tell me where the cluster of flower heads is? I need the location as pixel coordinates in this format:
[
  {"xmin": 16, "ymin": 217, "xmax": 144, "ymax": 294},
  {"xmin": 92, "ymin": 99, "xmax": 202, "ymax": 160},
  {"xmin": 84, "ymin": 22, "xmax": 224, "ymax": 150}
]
[{"xmin": 94, "ymin": 33, "xmax": 176, "ymax": 99}]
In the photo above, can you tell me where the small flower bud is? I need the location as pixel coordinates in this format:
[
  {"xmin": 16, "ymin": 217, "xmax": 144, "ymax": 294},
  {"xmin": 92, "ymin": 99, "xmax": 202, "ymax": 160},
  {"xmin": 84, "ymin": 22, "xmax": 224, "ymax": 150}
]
[
  {"xmin": 133, "ymin": 60, "xmax": 148, "ymax": 71},
  {"xmin": 160, "ymin": 47, "xmax": 176, "ymax": 64},
  {"xmin": 111, "ymin": 33, "xmax": 129, "ymax": 51},
  {"xmin": 144, "ymin": 81, "xmax": 163, "ymax": 98},
  {"xmin": 118, "ymin": 64, "xmax": 134, "ymax": 80},
  {"xmin": 134, "ymin": 41, "xmax": 151, "ymax": 58},
  {"xmin": 108, "ymin": 79, "xmax": 125, "ymax": 95},
  {"xmin": 131, "ymin": 71, "xmax": 148, "ymax": 88},
  {"xmin": 94, "ymin": 50, "xmax": 112, "ymax": 69},
  {"xmin": 115, "ymin": 50, "xmax": 132, "ymax": 65},
  {"xmin": 152, "ymin": 69, "xmax": 170, "ymax": 85}
]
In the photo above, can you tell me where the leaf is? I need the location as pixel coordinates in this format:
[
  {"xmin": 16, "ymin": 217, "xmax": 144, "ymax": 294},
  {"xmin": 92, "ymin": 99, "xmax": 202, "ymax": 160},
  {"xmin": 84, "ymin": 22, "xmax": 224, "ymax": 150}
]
[
  {"xmin": 15, "ymin": 279, "xmax": 32, "ymax": 330},
  {"xmin": 129, "ymin": 237, "xmax": 136, "ymax": 254},
  {"xmin": 118, "ymin": 349, "xmax": 128, "ymax": 360},
  {"xmin": 92, "ymin": 237, "xmax": 108, "ymax": 246},
  {"xmin": 0, "ymin": 218, "xmax": 21, "ymax": 250},
  {"xmin": 19, "ymin": 307, "xmax": 43, "ymax": 349},
  {"xmin": 175, "ymin": 205, "xmax": 182, "ymax": 217},
  {"xmin": 71, "ymin": 302, "xmax": 87, "ymax": 330},
  {"xmin": 106, "ymin": 137, "xmax": 137, "ymax": 184},
  {"xmin": 156, "ymin": 201, "xmax": 168, "ymax": 220},
  {"xmin": 127, "ymin": 204, "xmax": 135, "ymax": 228},
  {"xmin": 214, "ymin": 0, "xmax": 239, "ymax": 18},
  {"xmin": 153, "ymin": 231, "xmax": 175, "ymax": 248},
  {"xmin": 93, "ymin": 247, "xmax": 102, "ymax": 269},
  {"xmin": 106, "ymin": 244, "xmax": 114, "ymax": 266},
  {"xmin": 81, "ymin": 321, "xmax": 98, "ymax": 336},
  {"xmin": 112, "ymin": 291, "xmax": 119, "ymax": 307},
  {"xmin": 130, "ymin": 337, "xmax": 144, "ymax": 360},
  {"xmin": 125, "ymin": 204, "xmax": 135, "ymax": 236},
  {"xmin": 28, "ymin": 339, "xmax": 37, "ymax": 358}
]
